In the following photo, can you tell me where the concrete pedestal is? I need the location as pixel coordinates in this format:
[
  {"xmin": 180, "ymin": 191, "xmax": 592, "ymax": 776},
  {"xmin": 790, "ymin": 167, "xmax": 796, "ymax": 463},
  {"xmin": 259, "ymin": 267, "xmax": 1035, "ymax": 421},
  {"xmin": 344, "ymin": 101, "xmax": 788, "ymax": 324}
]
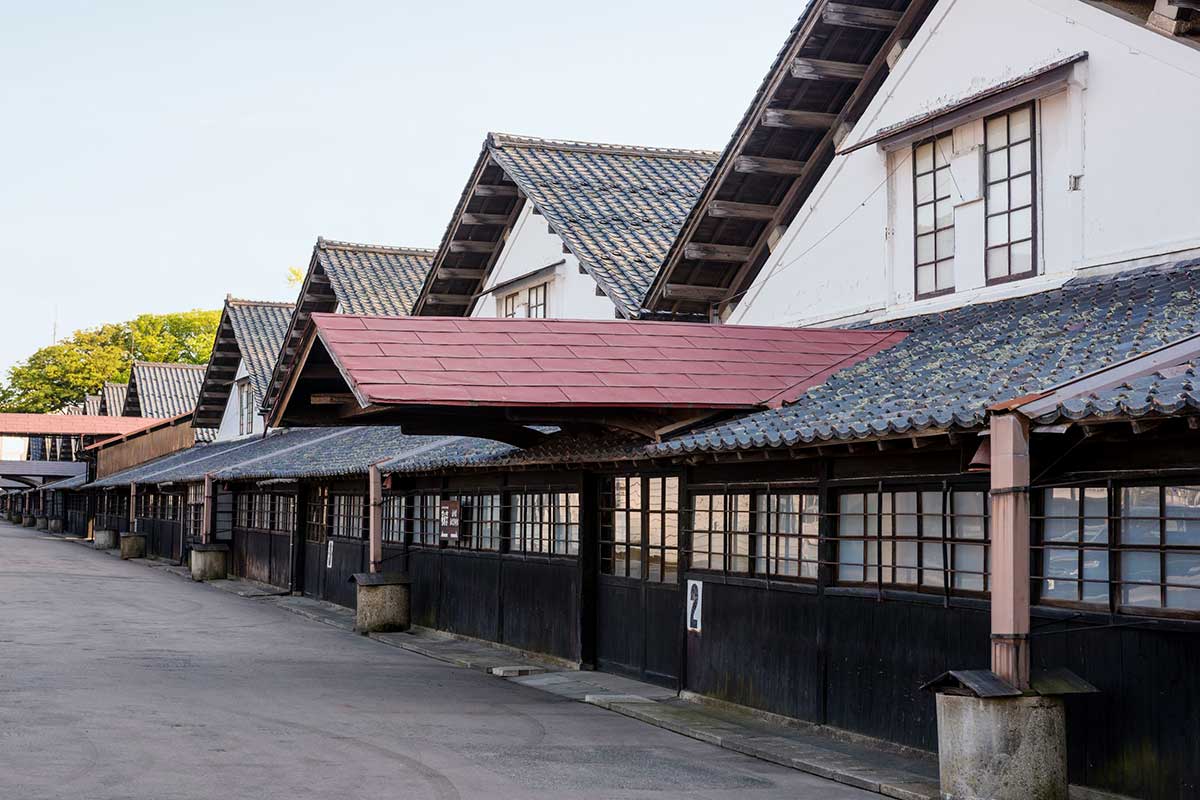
[
  {"xmin": 190, "ymin": 543, "xmax": 229, "ymax": 581},
  {"xmin": 94, "ymin": 529, "xmax": 119, "ymax": 550},
  {"xmin": 48, "ymin": 518, "xmax": 62, "ymax": 533},
  {"xmin": 34, "ymin": 516, "xmax": 48, "ymax": 531},
  {"xmin": 936, "ymin": 693, "xmax": 1067, "ymax": 800},
  {"xmin": 22, "ymin": 515, "xmax": 35, "ymax": 527},
  {"xmin": 351, "ymin": 573, "xmax": 411, "ymax": 633},
  {"xmin": 119, "ymin": 532, "xmax": 146, "ymax": 560}
]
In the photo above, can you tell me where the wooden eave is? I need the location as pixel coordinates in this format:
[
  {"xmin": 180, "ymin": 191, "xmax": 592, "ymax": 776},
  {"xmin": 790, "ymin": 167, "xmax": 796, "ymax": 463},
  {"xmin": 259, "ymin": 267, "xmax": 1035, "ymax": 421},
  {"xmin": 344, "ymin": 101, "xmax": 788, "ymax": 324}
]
[
  {"xmin": 412, "ymin": 141, "xmax": 526, "ymax": 316},
  {"xmin": 641, "ymin": 0, "xmax": 937, "ymax": 320},
  {"xmin": 261, "ymin": 247, "xmax": 337, "ymax": 416},
  {"xmin": 193, "ymin": 302, "xmax": 243, "ymax": 428}
]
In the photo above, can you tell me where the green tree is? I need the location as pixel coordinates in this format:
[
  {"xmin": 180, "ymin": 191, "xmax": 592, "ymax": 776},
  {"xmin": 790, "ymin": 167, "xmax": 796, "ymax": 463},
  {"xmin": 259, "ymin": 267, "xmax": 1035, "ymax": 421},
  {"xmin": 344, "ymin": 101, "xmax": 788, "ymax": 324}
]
[{"xmin": 0, "ymin": 309, "xmax": 220, "ymax": 413}]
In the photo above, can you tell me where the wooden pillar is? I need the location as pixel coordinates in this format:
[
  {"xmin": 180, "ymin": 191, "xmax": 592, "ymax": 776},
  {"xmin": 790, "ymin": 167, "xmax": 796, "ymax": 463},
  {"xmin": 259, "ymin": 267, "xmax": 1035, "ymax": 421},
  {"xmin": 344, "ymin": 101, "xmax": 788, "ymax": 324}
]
[
  {"xmin": 368, "ymin": 464, "xmax": 383, "ymax": 574},
  {"xmin": 201, "ymin": 474, "xmax": 215, "ymax": 545},
  {"xmin": 129, "ymin": 484, "xmax": 137, "ymax": 532},
  {"xmin": 990, "ymin": 412, "xmax": 1031, "ymax": 690}
]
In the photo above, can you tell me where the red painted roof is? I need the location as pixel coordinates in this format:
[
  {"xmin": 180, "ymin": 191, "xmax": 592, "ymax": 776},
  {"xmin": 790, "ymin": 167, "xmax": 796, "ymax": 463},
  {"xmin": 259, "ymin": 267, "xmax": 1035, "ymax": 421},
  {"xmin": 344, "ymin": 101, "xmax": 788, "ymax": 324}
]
[
  {"xmin": 313, "ymin": 315, "xmax": 907, "ymax": 410},
  {"xmin": 0, "ymin": 413, "xmax": 170, "ymax": 437}
]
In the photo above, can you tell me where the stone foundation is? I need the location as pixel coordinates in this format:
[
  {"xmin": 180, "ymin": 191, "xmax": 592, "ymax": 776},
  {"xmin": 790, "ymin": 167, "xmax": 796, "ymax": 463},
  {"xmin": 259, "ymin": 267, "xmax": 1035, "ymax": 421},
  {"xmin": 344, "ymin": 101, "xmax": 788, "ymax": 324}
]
[
  {"xmin": 34, "ymin": 516, "xmax": 48, "ymax": 531},
  {"xmin": 48, "ymin": 518, "xmax": 63, "ymax": 533},
  {"xmin": 22, "ymin": 515, "xmax": 35, "ymax": 527},
  {"xmin": 190, "ymin": 543, "xmax": 228, "ymax": 581},
  {"xmin": 94, "ymin": 529, "xmax": 119, "ymax": 550},
  {"xmin": 119, "ymin": 532, "xmax": 146, "ymax": 560},
  {"xmin": 352, "ymin": 573, "xmax": 411, "ymax": 633},
  {"xmin": 936, "ymin": 693, "xmax": 1067, "ymax": 800}
]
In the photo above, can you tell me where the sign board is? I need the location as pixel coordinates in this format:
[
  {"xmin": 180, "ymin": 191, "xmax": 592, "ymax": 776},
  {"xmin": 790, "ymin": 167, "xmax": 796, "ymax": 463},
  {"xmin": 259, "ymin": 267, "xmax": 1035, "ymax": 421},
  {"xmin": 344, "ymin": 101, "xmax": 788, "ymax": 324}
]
[
  {"xmin": 686, "ymin": 580, "xmax": 703, "ymax": 633},
  {"xmin": 439, "ymin": 499, "xmax": 461, "ymax": 540},
  {"xmin": 326, "ymin": 539, "xmax": 334, "ymax": 569}
]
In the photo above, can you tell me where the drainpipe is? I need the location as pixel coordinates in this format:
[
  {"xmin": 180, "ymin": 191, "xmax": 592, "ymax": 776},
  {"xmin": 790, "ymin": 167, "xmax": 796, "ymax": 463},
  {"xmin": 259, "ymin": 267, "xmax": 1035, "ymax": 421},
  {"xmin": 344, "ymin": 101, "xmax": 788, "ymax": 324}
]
[
  {"xmin": 368, "ymin": 463, "xmax": 383, "ymax": 574},
  {"xmin": 989, "ymin": 412, "xmax": 1031, "ymax": 690},
  {"xmin": 201, "ymin": 474, "xmax": 214, "ymax": 545}
]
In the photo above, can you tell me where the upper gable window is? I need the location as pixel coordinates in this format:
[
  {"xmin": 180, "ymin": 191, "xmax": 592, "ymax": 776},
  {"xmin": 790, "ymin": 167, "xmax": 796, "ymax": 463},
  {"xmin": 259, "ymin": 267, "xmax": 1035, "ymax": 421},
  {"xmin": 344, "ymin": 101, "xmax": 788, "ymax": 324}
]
[
  {"xmin": 984, "ymin": 104, "xmax": 1036, "ymax": 284},
  {"xmin": 527, "ymin": 282, "xmax": 548, "ymax": 318},
  {"xmin": 502, "ymin": 292, "xmax": 519, "ymax": 318},
  {"xmin": 236, "ymin": 378, "xmax": 254, "ymax": 436},
  {"xmin": 913, "ymin": 133, "xmax": 956, "ymax": 299}
]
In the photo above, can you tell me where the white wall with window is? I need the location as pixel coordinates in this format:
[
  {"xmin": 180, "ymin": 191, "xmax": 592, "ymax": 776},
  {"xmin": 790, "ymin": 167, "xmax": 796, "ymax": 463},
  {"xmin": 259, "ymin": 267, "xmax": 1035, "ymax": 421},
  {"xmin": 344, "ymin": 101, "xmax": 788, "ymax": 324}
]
[
  {"xmin": 732, "ymin": 0, "xmax": 1200, "ymax": 328},
  {"xmin": 469, "ymin": 203, "xmax": 625, "ymax": 320},
  {"xmin": 217, "ymin": 360, "xmax": 264, "ymax": 440}
]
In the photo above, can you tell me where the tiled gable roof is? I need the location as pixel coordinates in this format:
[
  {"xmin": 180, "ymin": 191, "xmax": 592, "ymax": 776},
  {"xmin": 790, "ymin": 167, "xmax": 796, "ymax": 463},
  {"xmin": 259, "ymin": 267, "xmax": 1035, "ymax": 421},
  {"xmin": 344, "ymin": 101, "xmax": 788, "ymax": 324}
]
[
  {"xmin": 261, "ymin": 238, "xmax": 434, "ymax": 416},
  {"xmin": 486, "ymin": 135, "xmax": 719, "ymax": 316},
  {"xmin": 100, "ymin": 382, "xmax": 127, "ymax": 417},
  {"xmin": 84, "ymin": 395, "xmax": 102, "ymax": 416},
  {"xmin": 227, "ymin": 300, "xmax": 294, "ymax": 404},
  {"xmin": 123, "ymin": 362, "xmax": 206, "ymax": 418},
  {"xmin": 656, "ymin": 259, "xmax": 1200, "ymax": 455},
  {"xmin": 316, "ymin": 239, "xmax": 435, "ymax": 316},
  {"xmin": 212, "ymin": 426, "xmax": 441, "ymax": 481},
  {"xmin": 414, "ymin": 134, "xmax": 719, "ymax": 318}
]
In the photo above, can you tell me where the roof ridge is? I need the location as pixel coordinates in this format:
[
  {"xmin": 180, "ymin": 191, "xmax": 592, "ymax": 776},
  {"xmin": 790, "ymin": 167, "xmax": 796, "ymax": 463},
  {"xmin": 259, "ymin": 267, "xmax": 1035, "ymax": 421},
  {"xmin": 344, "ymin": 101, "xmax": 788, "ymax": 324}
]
[
  {"xmin": 317, "ymin": 237, "xmax": 437, "ymax": 256},
  {"xmin": 226, "ymin": 297, "xmax": 296, "ymax": 309},
  {"xmin": 132, "ymin": 360, "xmax": 207, "ymax": 370},
  {"xmin": 488, "ymin": 131, "xmax": 721, "ymax": 161}
]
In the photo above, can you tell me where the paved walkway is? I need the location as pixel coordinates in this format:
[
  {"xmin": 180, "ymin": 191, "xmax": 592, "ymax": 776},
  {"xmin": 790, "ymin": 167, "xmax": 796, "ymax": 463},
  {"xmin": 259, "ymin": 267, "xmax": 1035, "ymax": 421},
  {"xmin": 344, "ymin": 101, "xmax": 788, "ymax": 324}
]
[{"xmin": 0, "ymin": 521, "xmax": 880, "ymax": 800}]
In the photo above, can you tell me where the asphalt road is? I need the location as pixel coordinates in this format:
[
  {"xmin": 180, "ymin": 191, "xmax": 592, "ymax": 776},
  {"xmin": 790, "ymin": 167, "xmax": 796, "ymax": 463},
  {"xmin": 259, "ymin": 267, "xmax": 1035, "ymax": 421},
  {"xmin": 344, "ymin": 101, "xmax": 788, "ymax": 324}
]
[{"xmin": 0, "ymin": 522, "xmax": 876, "ymax": 800}]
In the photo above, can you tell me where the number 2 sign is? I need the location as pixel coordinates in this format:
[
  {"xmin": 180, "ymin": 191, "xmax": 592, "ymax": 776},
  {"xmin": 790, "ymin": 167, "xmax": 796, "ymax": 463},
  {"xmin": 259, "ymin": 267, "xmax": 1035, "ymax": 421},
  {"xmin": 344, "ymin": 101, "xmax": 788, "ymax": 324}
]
[{"xmin": 686, "ymin": 580, "xmax": 702, "ymax": 633}]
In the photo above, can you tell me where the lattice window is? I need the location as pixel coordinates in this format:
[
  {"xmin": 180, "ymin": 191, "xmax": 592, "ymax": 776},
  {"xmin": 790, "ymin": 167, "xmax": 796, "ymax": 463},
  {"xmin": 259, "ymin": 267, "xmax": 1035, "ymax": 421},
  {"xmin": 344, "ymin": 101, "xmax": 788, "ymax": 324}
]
[
  {"xmin": 836, "ymin": 488, "xmax": 989, "ymax": 593},
  {"xmin": 600, "ymin": 475, "xmax": 680, "ymax": 582},
  {"xmin": 913, "ymin": 132, "xmax": 955, "ymax": 298},
  {"xmin": 330, "ymin": 494, "xmax": 365, "ymax": 539},
  {"xmin": 984, "ymin": 103, "xmax": 1036, "ymax": 283},
  {"xmin": 305, "ymin": 487, "xmax": 329, "ymax": 544},
  {"xmin": 511, "ymin": 491, "xmax": 580, "ymax": 556}
]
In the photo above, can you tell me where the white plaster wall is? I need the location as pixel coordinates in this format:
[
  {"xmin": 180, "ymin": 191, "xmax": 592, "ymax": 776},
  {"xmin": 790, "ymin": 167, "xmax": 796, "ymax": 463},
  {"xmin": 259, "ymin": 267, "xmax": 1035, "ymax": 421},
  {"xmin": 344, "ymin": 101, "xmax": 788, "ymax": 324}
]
[
  {"xmin": 470, "ymin": 203, "xmax": 620, "ymax": 320},
  {"xmin": 733, "ymin": 0, "xmax": 1200, "ymax": 327},
  {"xmin": 0, "ymin": 436, "xmax": 27, "ymax": 461},
  {"xmin": 215, "ymin": 360, "xmax": 264, "ymax": 441}
]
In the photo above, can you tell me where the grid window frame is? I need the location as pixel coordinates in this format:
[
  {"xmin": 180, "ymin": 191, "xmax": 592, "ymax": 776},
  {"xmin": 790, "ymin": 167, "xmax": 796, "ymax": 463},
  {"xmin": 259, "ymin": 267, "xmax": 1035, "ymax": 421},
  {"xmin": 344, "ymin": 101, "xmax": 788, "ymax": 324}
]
[
  {"xmin": 502, "ymin": 292, "xmax": 519, "ymax": 318},
  {"xmin": 912, "ymin": 132, "xmax": 957, "ymax": 299},
  {"xmin": 600, "ymin": 475, "xmax": 681, "ymax": 584},
  {"xmin": 834, "ymin": 486, "xmax": 990, "ymax": 595},
  {"xmin": 688, "ymin": 489, "xmax": 821, "ymax": 581},
  {"xmin": 984, "ymin": 102, "xmax": 1037, "ymax": 285},
  {"xmin": 510, "ymin": 490, "xmax": 581, "ymax": 557},
  {"xmin": 237, "ymin": 378, "xmax": 254, "ymax": 436},
  {"xmin": 526, "ymin": 282, "xmax": 548, "ymax": 319}
]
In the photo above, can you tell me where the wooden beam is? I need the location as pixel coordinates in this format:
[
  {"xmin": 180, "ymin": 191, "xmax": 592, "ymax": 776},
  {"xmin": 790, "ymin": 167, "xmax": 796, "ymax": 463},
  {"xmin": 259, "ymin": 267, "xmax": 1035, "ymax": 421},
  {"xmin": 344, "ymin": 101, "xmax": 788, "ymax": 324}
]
[
  {"xmin": 822, "ymin": 2, "xmax": 903, "ymax": 29},
  {"xmin": 661, "ymin": 284, "xmax": 727, "ymax": 302},
  {"xmin": 706, "ymin": 200, "xmax": 779, "ymax": 221},
  {"xmin": 436, "ymin": 267, "xmax": 486, "ymax": 280},
  {"xmin": 448, "ymin": 240, "xmax": 498, "ymax": 254},
  {"xmin": 733, "ymin": 155, "xmax": 807, "ymax": 176},
  {"xmin": 310, "ymin": 393, "xmax": 356, "ymax": 405},
  {"xmin": 460, "ymin": 212, "xmax": 510, "ymax": 225},
  {"xmin": 684, "ymin": 243, "xmax": 754, "ymax": 262},
  {"xmin": 791, "ymin": 57, "xmax": 868, "ymax": 82},
  {"xmin": 424, "ymin": 294, "xmax": 471, "ymax": 306},
  {"xmin": 761, "ymin": 109, "xmax": 838, "ymax": 130},
  {"xmin": 472, "ymin": 184, "xmax": 518, "ymax": 198}
]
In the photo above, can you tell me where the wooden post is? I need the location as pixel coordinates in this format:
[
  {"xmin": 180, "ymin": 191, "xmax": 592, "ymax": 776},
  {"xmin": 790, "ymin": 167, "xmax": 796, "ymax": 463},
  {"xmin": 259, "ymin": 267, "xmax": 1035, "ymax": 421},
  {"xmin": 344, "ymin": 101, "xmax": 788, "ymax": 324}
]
[
  {"xmin": 129, "ymin": 483, "xmax": 137, "ymax": 532},
  {"xmin": 201, "ymin": 474, "xmax": 215, "ymax": 545},
  {"xmin": 990, "ymin": 412, "xmax": 1031, "ymax": 690},
  {"xmin": 368, "ymin": 464, "xmax": 383, "ymax": 574}
]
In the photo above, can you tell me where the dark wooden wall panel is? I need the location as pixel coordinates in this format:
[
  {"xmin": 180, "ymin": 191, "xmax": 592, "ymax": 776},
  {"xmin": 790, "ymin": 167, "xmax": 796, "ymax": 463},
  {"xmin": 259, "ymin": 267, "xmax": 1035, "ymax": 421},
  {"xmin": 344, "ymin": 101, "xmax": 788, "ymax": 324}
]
[{"xmin": 500, "ymin": 559, "xmax": 578, "ymax": 661}]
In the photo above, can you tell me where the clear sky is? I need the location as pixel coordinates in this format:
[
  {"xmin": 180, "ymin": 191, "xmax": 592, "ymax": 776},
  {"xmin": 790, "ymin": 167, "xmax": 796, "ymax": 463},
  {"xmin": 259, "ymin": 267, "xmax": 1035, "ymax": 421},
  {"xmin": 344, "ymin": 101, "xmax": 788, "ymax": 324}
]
[{"xmin": 0, "ymin": 0, "xmax": 804, "ymax": 378}]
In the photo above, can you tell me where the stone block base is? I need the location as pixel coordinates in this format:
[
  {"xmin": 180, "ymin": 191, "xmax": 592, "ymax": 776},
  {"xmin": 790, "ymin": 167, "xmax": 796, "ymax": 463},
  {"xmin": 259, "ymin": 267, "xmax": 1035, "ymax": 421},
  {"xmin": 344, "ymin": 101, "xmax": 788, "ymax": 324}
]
[
  {"xmin": 22, "ymin": 515, "xmax": 35, "ymax": 527},
  {"xmin": 94, "ymin": 529, "xmax": 119, "ymax": 550},
  {"xmin": 48, "ymin": 518, "xmax": 62, "ymax": 533},
  {"xmin": 936, "ymin": 693, "xmax": 1067, "ymax": 800},
  {"xmin": 190, "ymin": 543, "xmax": 229, "ymax": 581},
  {"xmin": 119, "ymin": 533, "xmax": 147, "ymax": 560},
  {"xmin": 34, "ymin": 516, "xmax": 48, "ymax": 531},
  {"xmin": 352, "ymin": 573, "xmax": 412, "ymax": 633}
]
